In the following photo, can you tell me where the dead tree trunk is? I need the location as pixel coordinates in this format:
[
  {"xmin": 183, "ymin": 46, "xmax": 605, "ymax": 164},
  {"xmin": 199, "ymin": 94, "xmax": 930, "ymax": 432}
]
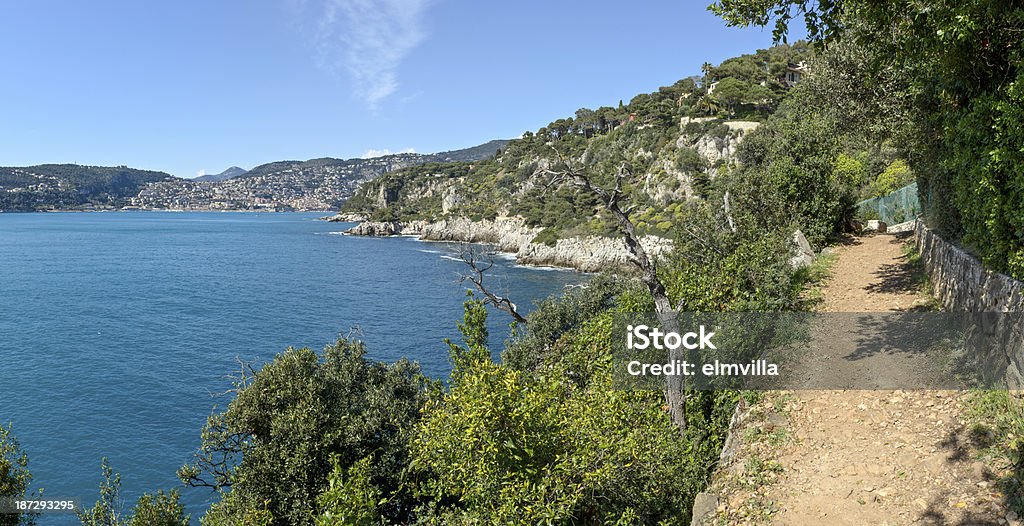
[{"xmin": 539, "ymin": 156, "xmax": 687, "ymax": 433}]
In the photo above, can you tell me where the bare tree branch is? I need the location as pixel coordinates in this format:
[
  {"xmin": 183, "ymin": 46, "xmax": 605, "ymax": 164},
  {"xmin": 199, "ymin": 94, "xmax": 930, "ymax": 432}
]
[{"xmin": 457, "ymin": 244, "xmax": 528, "ymax": 324}]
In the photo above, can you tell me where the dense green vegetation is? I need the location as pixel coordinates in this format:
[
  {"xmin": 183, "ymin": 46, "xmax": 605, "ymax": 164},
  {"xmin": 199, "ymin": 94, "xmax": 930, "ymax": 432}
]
[
  {"xmin": 0, "ymin": 424, "xmax": 35, "ymax": 526},
  {"xmin": 712, "ymin": 0, "xmax": 1024, "ymax": 277},
  {"xmin": 178, "ymin": 339, "xmax": 431, "ymax": 526},
  {"xmin": 0, "ymin": 165, "xmax": 174, "ymax": 211}
]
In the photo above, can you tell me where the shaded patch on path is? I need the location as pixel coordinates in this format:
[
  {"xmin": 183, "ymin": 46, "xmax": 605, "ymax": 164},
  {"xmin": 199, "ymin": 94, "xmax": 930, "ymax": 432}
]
[{"xmin": 711, "ymin": 233, "xmax": 1010, "ymax": 525}]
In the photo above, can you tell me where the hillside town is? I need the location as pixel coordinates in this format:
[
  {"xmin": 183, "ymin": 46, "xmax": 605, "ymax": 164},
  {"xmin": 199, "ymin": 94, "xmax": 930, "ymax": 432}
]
[
  {"xmin": 0, "ymin": 141, "xmax": 508, "ymax": 212},
  {"xmin": 129, "ymin": 155, "xmax": 422, "ymax": 211}
]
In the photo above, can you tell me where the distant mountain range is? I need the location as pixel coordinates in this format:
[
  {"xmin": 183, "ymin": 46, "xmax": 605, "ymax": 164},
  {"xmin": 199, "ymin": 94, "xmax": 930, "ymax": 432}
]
[
  {"xmin": 0, "ymin": 140, "xmax": 510, "ymax": 212},
  {"xmin": 194, "ymin": 166, "xmax": 247, "ymax": 182}
]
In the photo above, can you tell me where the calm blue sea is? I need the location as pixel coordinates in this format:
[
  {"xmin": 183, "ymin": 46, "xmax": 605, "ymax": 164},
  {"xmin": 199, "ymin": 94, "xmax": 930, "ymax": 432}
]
[{"xmin": 0, "ymin": 211, "xmax": 584, "ymax": 524}]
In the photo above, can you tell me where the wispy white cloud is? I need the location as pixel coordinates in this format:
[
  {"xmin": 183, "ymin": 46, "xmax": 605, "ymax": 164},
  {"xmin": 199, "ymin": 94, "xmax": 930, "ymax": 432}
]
[
  {"xmin": 291, "ymin": 0, "xmax": 430, "ymax": 108},
  {"xmin": 195, "ymin": 169, "xmax": 206, "ymax": 179},
  {"xmin": 363, "ymin": 147, "xmax": 416, "ymax": 158}
]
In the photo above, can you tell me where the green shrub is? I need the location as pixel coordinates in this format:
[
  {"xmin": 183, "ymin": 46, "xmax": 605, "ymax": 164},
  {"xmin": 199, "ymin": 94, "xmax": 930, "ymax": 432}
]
[
  {"xmin": 503, "ymin": 274, "xmax": 623, "ymax": 375},
  {"xmin": 676, "ymin": 147, "xmax": 709, "ymax": 173},
  {"xmin": 833, "ymin": 153, "xmax": 866, "ymax": 189},
  {"xmin": 939, "ymin": 69, "xmax": 1024, "ymax": 278},
  {"xmin": 128, "ymin": 490, "xmax": 190, "ymax": 526},
  {"xmin": 316, "ymin": 457, "xmax": 380, "ymax": 526},
  {"xmin": 531, "ymin": 228, "xmax": 559, "ymax": 247},
  {"xmin": 0, "ymin": 424, "xmax": 34, "ymax": 526},
  {"xmin": 729, "ymin": 95, "xmax": 854, "ymax": 247},
  {"xmin": 180, "ymin": 339, "xmax": 431, "ymax": 526},
  {"xmin": 868, "ymin": 159, "xmax": 913, "ymax": 198},
  {"xmin": 413, "ymin": 308, "xmax": 706, "ymax": 525}
]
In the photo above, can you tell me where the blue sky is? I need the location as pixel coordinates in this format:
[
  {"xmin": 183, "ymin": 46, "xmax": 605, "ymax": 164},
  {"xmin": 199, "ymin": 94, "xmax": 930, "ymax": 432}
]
[{"xmin": 0, "ymin": 1, "xmax": 783, "ymax": 178}]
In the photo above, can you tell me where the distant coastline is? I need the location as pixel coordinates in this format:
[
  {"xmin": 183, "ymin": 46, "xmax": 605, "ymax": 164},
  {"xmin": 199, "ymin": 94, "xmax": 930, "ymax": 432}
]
[
  {"xmin": 0, "ymin": 207, "xmax": 337, "ymax": 213},
  {"xmin": 0, "ymin": 140, "xmax": 509, "ymax": 214}
]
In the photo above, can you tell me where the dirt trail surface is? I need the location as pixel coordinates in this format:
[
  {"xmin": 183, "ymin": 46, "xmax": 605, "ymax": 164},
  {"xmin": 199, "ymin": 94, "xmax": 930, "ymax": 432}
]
[{"xmin": 718, "ymin": 234, "xmax": 1009, "ymax": 525}]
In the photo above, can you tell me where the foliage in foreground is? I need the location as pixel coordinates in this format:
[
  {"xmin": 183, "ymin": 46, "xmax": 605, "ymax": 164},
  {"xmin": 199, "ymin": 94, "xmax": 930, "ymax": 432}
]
[
  {"xmin": 411, "ymin": 305, "xmax": 714, "ymax": 524},
  {"xmin": 78, "ymin": 459, "xmax": 189, "ymax": 526},
  {"xmin": 0, "ymin": 424, "xmax": 35, "ymax": 526},
  {"xmin": 962, "ymin": 390, "xmax": 1024, "ymax": 514},
  {"xmin": 178, "ymin": 339, "xmax": 431, "ymax": 526}
]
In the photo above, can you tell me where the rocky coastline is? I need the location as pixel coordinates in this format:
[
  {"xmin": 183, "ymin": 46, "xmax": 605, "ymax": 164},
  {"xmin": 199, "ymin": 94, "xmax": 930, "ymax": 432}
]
[
  {"xmin": 341, "ymin": 216, "xmax": 670, "ymax": 273},
  {"xmin": 323, "ymin": 212, "xmax": 367, "ymax": 222}
]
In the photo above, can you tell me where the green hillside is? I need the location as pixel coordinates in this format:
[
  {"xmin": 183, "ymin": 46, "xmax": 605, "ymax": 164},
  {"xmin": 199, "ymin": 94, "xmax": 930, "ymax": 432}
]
[
  {"xmin": 0, "ymin": 164, "xmax": 176, "ymax": 211},
  {"xmin": 341, "ymin": 44, "xmax": 819, "ymax": 239}
]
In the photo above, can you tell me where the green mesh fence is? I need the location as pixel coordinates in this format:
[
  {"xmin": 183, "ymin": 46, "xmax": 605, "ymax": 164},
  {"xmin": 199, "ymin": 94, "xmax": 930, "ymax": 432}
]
[{"xmin": 856, "ymin": 182, "xmax": 921, "ymax": 224}]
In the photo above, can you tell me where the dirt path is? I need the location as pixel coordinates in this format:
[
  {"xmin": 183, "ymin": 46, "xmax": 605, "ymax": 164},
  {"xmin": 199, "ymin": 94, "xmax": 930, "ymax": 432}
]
[{"xmin": 715, "ymin": 234, "xmax": 1010, "ymax": 525}]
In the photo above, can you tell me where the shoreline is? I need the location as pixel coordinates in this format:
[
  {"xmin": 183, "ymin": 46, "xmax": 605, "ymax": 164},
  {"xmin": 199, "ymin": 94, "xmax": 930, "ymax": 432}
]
[
  {"xmin": 0, "ymin": 208, "xmax": 337, "ymax": 214},
  {"xmin": 411, "ymin": 235, "xmax": 586, "ymax": 273},
  {"xmin": 338, "ymin": 217, "xmax": 670, "ymax": 273}
]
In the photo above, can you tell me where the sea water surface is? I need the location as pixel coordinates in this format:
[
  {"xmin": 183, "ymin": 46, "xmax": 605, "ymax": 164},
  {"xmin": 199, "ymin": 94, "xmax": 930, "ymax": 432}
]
[{"xmin": 0, "ymin": 211, "xmax": 585, "ymax": 523}]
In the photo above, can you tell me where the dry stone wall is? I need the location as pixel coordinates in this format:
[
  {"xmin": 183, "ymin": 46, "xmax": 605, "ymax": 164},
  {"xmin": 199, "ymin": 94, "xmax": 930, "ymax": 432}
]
[{"xmin": 915, "ymin": 221, "xmax": 1024, "ymax": 388}]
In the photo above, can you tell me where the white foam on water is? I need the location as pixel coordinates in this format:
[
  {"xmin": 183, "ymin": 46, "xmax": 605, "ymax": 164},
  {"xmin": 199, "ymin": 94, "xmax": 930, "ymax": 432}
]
[{"xmin": 513, "ymin": 263, "xmax": 574, "ymax": 272}]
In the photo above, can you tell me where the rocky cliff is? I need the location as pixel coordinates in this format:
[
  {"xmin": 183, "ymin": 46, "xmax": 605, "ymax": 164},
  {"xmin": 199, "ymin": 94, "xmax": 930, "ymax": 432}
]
[
  {"xmin": 337, "ymin": 119, "xmax": 763, "ymax": 272},
  {"xmin": 343, "ymin": 118, "xmax": 757, "ymax": 227},
  {"xmin": 344, "ymin": 217, "xmax": 670, "ymax": 273}
]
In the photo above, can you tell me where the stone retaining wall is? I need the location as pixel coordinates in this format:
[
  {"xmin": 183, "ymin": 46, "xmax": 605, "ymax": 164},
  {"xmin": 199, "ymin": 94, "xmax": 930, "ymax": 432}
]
[
  {"xmin": 914, "ymin": 220, "xmax": 1024, "ymax": 388},
  {"xmin": 915, "ymin": 221, "xmax": 1024, "ymax": 312}
]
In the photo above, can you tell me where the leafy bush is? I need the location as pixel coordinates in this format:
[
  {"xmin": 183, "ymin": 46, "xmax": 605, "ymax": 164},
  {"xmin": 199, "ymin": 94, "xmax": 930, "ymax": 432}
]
[
  {"xmin": 0, "ymin": 424, "xmax": 34, "ymax": 526},
  {"xmin": 832, "ymin": 153, "xmax": 866, "ymax": 189},
  {"xmin": 78, "ymin": 460, "xmax": 190, "ymax": 526},
  {"xmin": 179, "ymin": 339, "xmax": 432, "ymax": 526},
  {"xmin": 868, "ymin": 159, "xmax": 913, "ymax": 198},
  {"xmin": 412, "ymin": 309, "xmax": 706, "ymax": 525},
  {"xmin": 939, "ymin": 69, "xmax": 1024, "ymax": 278},
  {"xmin": 530, "ymin": 228, "xmax": 559, "ymax": 247},
  {"xmin": 503, "ymin": 274, "xmax": 623, "ymax": 374},
  {"xmin": 675, "ymin": 147, "xmax": 708, "ymax": 174},
  {"xmin": 316, "ymin": 457, "xmax": 380, "ymax": 526},
  {"xmin": 128, "ymin": 490, "xmax": 190, "ymax": 526},
  {"xmin": 729, "ymin": 94, "xmax": 856, "ymax": 247}
]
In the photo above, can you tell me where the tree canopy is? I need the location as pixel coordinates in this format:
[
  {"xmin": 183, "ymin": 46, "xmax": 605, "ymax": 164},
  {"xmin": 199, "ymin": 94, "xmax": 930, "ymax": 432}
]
[{"xmin": 711, "ymin": 0, "xmax": 1024, "ymax": 277}]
